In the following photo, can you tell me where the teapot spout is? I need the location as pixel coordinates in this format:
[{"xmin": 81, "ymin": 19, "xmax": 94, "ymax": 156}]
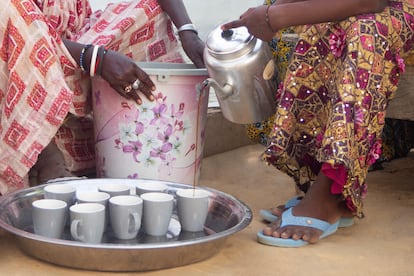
[{"xmin": 202, "ymin": 78, "xmax": 233, "ymax": 100}]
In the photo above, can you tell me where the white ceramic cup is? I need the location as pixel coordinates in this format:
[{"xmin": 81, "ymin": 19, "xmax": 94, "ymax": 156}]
[
  {"xmin": 32, "ymin": 199, "xmax": 67, "ymax": 239},
  {"xmin": 176, "ymin": 189, "xmax": 210, "ymax": 232},
  {"xmin": 140, "ymin": 192, "xmax": 174, "ymax": 236},
  {"xmin": 76, "ymin": 191, "xmax": 110, "ymax": 205},
  {"xmin": 98, "ymin": 183, "xmax": 130, "ymax": 197},
  {"xmin": 135, "ymin": 182, "xmax": 167, "ymax": 196},
  {"xmin": 109, "ymin": 195, "xmax": 143, "ymax": 240},
  {"xmin": 70, "ymin": 203, "xmax": 105, "ymax": 243},
  {"xmin": 76, "ymin": 191, "xmax": 110, "ymax": 226},
  {"xmin": 43, "ymin": 183, "xmax": 76, "ymax": 207}
]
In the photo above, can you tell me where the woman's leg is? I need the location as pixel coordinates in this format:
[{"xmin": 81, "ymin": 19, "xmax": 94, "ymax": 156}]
[
  {"xmin": 261, "ymin": 2, "xmax": 414, "ymax": 243},
  {"xmin": 29, "ymin": 140, "xmax": 75, "ymax": 186},
  {"xmin": 263, "ymin": 170, "xmax": 352, "ymax": 243}
]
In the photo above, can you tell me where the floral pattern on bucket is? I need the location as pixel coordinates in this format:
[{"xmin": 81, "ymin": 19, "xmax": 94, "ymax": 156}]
[{"xmin": 113, "ymin": 92, "xmax": 193, "ymax": 179}]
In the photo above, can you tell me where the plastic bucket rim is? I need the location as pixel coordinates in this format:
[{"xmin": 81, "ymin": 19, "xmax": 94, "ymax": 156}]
[{"xmin": 136, "ymin": 62, "xmax": 208, "ymax": 76}]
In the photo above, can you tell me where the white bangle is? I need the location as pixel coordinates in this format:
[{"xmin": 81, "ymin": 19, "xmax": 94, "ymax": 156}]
[
  {"xmin": 177, "ymin": 23, "xmax": 198, "ymax": 35},
  {"xmin": 89, "ymin": 45, "xmax": 99, "ymax": 77}
]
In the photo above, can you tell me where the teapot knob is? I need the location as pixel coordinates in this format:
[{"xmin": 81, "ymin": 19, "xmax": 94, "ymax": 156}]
[{"xmin": 221, "ymin": 29, "xmax": 234, "ymax": 39}]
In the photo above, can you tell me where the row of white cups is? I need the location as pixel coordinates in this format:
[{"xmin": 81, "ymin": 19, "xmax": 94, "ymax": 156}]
[{"xmin": 32, "ymin": 182, "xmax": 211, "ymax": 243}]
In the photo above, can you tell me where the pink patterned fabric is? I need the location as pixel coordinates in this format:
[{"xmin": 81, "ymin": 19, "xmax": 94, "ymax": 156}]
[{"xmin": 0, "ymin": 0, "xmax": 183, "ymax": 195}]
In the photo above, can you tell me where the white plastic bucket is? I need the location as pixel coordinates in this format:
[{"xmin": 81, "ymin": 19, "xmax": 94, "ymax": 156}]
[{"xmin": 92, "ymin": 62, "xmax": 209, "ymax": 185}]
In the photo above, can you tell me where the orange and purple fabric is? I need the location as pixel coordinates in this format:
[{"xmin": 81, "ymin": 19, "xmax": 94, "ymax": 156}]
[{"xmin": 256, "ymin": 0, "xmax": 414, "ymax": 217}]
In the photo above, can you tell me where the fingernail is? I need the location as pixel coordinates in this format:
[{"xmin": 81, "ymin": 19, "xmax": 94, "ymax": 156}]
[
  {"xmin": 149, "ymin": 95, "xmax": 154, "ymax": 101},
  {"xmin": 136, "ymin": 99, "xmax": 142, "ymax": 105}
]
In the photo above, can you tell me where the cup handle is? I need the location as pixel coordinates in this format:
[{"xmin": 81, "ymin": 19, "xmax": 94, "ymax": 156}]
[
  {"xmin": 70, "ymin": 219, "xmax": 84, "ymax": 241},
  {"xmin": 129, "ymin": 212, "xmax": 141, "ymax": 233}
]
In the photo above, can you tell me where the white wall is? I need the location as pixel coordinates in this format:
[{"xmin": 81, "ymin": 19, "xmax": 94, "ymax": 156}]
[{"xmin": 88, "ymin": 0, "xmax": 263, "ymax": 40}]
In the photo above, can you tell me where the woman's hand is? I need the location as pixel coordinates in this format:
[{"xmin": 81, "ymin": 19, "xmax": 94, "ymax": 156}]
[
  {"xmin": 100, "ymin": 50, "xmax": 156, "ymax": 105},
  {"xmin": 222, "ymin": 0, "xmax": 389, "ymax": 39},
  {"xmin": 221, "ymin": 6, "xmax": 277, "ymax": 42},
  {"xmin": 157, "ymin": 0, "xmax": 205, "ymax": 67},
  {"xmin": 179, "ymin": 31, "xmax": 205, "ymax": 68}
]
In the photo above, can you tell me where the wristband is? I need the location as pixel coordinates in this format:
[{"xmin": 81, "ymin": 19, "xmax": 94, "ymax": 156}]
[
  {"xmin": 265, "ymin": 5, "xmax": 277, "ymax": 33},
  {"xmin": 177, "ymin": 23, "xmax": 198, "ymax": 35},
  {"xmin": 89, "ymin": 45, "xmax": 99, "ymax": 77}
]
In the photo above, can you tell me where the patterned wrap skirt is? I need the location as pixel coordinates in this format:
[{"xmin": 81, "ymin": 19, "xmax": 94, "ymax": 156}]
[{"xmin": 260, "ymin": 0, "xmax": 414, "ymax": 217}]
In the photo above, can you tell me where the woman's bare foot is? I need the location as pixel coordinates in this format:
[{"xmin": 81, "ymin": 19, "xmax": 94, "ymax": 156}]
[
  {"xmin": 262, "ymin": 172, "xmax": 353, "ymax": 244},
  {"xmin": 267, "ymin": 196, "xmax": 303, "ymax": 218},
  {"xmin": 29, "ymin": 141, "xmax": 75, "ymax": 186}
]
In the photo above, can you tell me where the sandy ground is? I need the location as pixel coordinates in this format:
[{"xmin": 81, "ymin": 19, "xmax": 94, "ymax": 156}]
[{"xmin": 1, "ymin": 144, "xmax": 413, "ymax": 275}]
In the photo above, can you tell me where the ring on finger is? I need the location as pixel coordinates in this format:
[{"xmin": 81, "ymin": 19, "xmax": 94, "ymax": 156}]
[
  {"xmin": 132, "ymin": 79, "xmax": 140, "ymax": 90},
  {"xmin": 124, "ymin": 84, "xmax": 133, "ymax": 93}
]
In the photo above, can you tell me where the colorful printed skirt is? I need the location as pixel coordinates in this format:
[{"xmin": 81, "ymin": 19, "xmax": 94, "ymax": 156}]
[{"xmin": 257, "ymin": 0, "xmax": 414, "ymax": 217}]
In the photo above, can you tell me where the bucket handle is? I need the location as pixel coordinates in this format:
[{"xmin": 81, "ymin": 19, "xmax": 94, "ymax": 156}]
[{"xmin": 196, "ymin": 79, "xmax": 210, "ymax": 102}]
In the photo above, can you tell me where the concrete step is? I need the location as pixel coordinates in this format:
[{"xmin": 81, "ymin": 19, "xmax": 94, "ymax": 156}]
[{"xmin": 203, "ymin": 108, "xmax": 255, "ymax": 157}]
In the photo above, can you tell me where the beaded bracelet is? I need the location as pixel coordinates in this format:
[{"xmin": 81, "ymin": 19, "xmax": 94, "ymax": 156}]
[
  {"xmin": 79, "ymin": 44, "xmax": 93, "ymax": 72},
  {"xmin": 265, "ymin": 5, "xmax": 277, "ymax": 33},
  {"xmin": 89, "ymin": 45, "xmax": 100, "ymax": 77}
]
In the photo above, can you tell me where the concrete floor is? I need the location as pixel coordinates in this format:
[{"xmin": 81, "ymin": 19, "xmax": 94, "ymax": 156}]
[{"xmin": 1, "ymin": 144, "xmax": 413, "ymax": 275}]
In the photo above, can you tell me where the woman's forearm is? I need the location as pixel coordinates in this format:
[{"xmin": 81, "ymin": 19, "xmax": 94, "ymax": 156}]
[
  {"xmin": 157, "ymin": 0, "xmax": 193, "ymax": 28},
  {"xmin": 269, "ymin": 0, "xmax": 387, "ymax": 30},
  {"xmin": 62, "ymin": 39, "xmax": 90, "ymax": 70},
  {"xmin": 274, "ymin": 0, "xmax": 306, "ymax": 4}
]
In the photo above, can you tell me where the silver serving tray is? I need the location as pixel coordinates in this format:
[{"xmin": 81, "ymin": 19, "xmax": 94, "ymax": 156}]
[{"xmin": 0, "ymin": 178, "xmax": 252, "ymax": 272}]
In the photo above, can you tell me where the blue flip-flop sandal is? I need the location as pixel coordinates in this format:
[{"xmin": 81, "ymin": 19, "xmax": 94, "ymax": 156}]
[
  {"xmin": 259, "ymin": 197, "xmax": 354, "ymax": 228},
  {"xmin": 256, "ymin": 208, "xmax": 340, "ymax": 247},
  {"xmin": 259, "ymin": 196, "xmax": 302, "ymax": 222}
]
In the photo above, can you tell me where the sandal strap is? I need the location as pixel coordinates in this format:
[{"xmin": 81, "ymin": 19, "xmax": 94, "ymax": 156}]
[
  {"xmin": 280, "ymin": 208, "xmax": 332, "ymax": 232},
  {"xmin": 284, "ymin": 196, "xmax": 302, "ymax": 208}
]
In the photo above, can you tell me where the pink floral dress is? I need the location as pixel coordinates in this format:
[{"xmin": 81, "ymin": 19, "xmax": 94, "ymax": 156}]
[
  {"xmin": 0, "ymin": 0, "xmax": 183, "ymax": 195},
  {"xmin": 263, "ymin": 0, "xmax": 414, "ymax": 217}
]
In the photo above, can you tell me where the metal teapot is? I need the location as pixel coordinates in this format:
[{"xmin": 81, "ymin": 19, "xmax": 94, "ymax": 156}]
[{"xmin": 203, "ymin": 25, "xmax": 276, "ymax": 124}]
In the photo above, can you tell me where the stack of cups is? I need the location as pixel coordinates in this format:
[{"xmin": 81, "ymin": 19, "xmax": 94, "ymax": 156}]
[
  {"xmin": 73, "ymin": 190, "xmax": 111, "ymax": 243},
  {"xmin": 136, "ymin": 182, "xmax": 174, "ymax": 237},
  {"xmin": 32, "ymin": 181, "xmax": 211, "ymax": 243},
  {"xmin": 74, "ymin": 183, "xmax": 139, "ymax": 242},
  {"xmin": 32, "ymin": 183, "xmax": 77, "ymax": 239}
]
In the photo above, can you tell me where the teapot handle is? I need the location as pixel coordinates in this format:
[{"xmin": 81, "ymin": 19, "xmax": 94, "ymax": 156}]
[{"xmin": 263, "ymin": 59, "xmax": 276, "ymax": 81}]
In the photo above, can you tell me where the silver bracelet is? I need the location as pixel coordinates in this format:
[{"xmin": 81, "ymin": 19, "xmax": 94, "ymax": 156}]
[{"xmin": 177, "ymin": 23, "xmax": 198, "ymax": 35}]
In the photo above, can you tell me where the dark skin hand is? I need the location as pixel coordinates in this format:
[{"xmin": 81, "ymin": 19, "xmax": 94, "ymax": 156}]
[
  {"xmin": 178, "ymin": 30, "xmax": 205, "ymax": 68},
  {"xmin": 63, "ymin": 39, "xmax": 155, "ymax": 105},
  {"xmin": 62, "ymin": 0, "xmax": 204, "ymax": 105},
  {"xmin": 98, "ymin": 49, "xmax": 157, "ymax": 104},
  {"xmin": 158, "ymin": 0, "xmax": 205, "ymax": 68},
  {"xmin": 221, "ymin": 0, "xmax": 388, "ymax": 42}
]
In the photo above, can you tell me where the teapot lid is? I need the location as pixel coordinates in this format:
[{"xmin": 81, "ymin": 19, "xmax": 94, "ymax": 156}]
[{"xmin": 205, "ymin": 26, "xmax": 256, "ymax": 59}]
